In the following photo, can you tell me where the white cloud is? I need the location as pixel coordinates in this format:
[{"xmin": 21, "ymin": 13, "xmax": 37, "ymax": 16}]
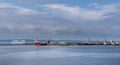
[
  {"xmin": 0, "ymin": 22, "xmax": 37, "ymax": 32},
  {"xmin": 44, "ymin": 3, "xmax": 120, "ymax": 21},
  {"xmin": 0, "ymin": 3, "xmax": 38, "ymax": 16},
  {"xmin": 89, "ymin": 3, "xmax": 99, "ymax": 7},
  {"xmin": 16, "ymin": 7, "xmax": 37, "ymax": 15}
]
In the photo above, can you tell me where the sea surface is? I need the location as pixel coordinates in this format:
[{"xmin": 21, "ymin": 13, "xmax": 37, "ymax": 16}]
[{"xmin": 0, "ymin": 46, "xmax": 120, "ymax": 65}]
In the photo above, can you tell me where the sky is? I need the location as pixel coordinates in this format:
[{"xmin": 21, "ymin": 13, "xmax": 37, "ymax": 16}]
[{"xmin": 0, "ymin": 0, "xmax": 120, "ymax": 40}]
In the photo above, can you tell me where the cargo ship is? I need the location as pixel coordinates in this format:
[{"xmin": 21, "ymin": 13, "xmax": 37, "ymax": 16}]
[{"xmin": 34, "ymin": 37, "xmax": 50, "ymax": 46}]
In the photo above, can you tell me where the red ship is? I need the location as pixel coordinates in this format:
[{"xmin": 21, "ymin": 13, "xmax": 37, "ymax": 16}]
[{"xmin": 34, "ymin": 37, "xmax": 50, "ymax": 46}]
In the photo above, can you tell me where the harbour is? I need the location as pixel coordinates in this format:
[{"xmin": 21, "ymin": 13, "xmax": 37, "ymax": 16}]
[
  {"xmin": 0, "ymin": 0, "xmax": 120, "ymax": 65},
  {"xmin": 0, "ymin": 39, "xmax": 120, "ymax": 46}
]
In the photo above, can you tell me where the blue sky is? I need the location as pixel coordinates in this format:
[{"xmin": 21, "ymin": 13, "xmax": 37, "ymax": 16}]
[{"xmin": 0, "ymin": 0, "xmax": 120, "ymax": 40}]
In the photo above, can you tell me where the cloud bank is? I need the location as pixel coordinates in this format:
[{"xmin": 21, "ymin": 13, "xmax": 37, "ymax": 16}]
[
  {"xmin": 0, "ymin": 1, "xmax": 120, "ymax": 39},
  {"xmin": 44, "ymin": 3, "xmax": 120, "ymax": 21}
]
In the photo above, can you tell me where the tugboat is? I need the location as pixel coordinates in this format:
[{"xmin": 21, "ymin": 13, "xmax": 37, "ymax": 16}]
[
  {"xmin": 34, "ymin": 37, "xmax": 41, "ymax": 46},
  {"xmin": 34, "ymin": 37, "xmax": 50, "ymax": 46}
]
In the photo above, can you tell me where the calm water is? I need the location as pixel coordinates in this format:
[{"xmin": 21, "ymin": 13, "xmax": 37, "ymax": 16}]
[{"xmin": 0, "ymin": 46, "xmax": 120, "ymax": 65}]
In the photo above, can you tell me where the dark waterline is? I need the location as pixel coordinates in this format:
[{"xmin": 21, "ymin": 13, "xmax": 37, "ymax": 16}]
[{"xmin": 0, "ymin": 46, "xmax": 120, "ymax": 65}]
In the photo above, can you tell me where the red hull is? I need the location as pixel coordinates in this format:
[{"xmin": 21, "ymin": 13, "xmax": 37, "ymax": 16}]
[
  {"xmin": 34, "ymin": 42, "xmax": 47, "ymax": 46},
  {"xmin": 34, "ymin": 37, "xmax": 49, "ymax": 46}
]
